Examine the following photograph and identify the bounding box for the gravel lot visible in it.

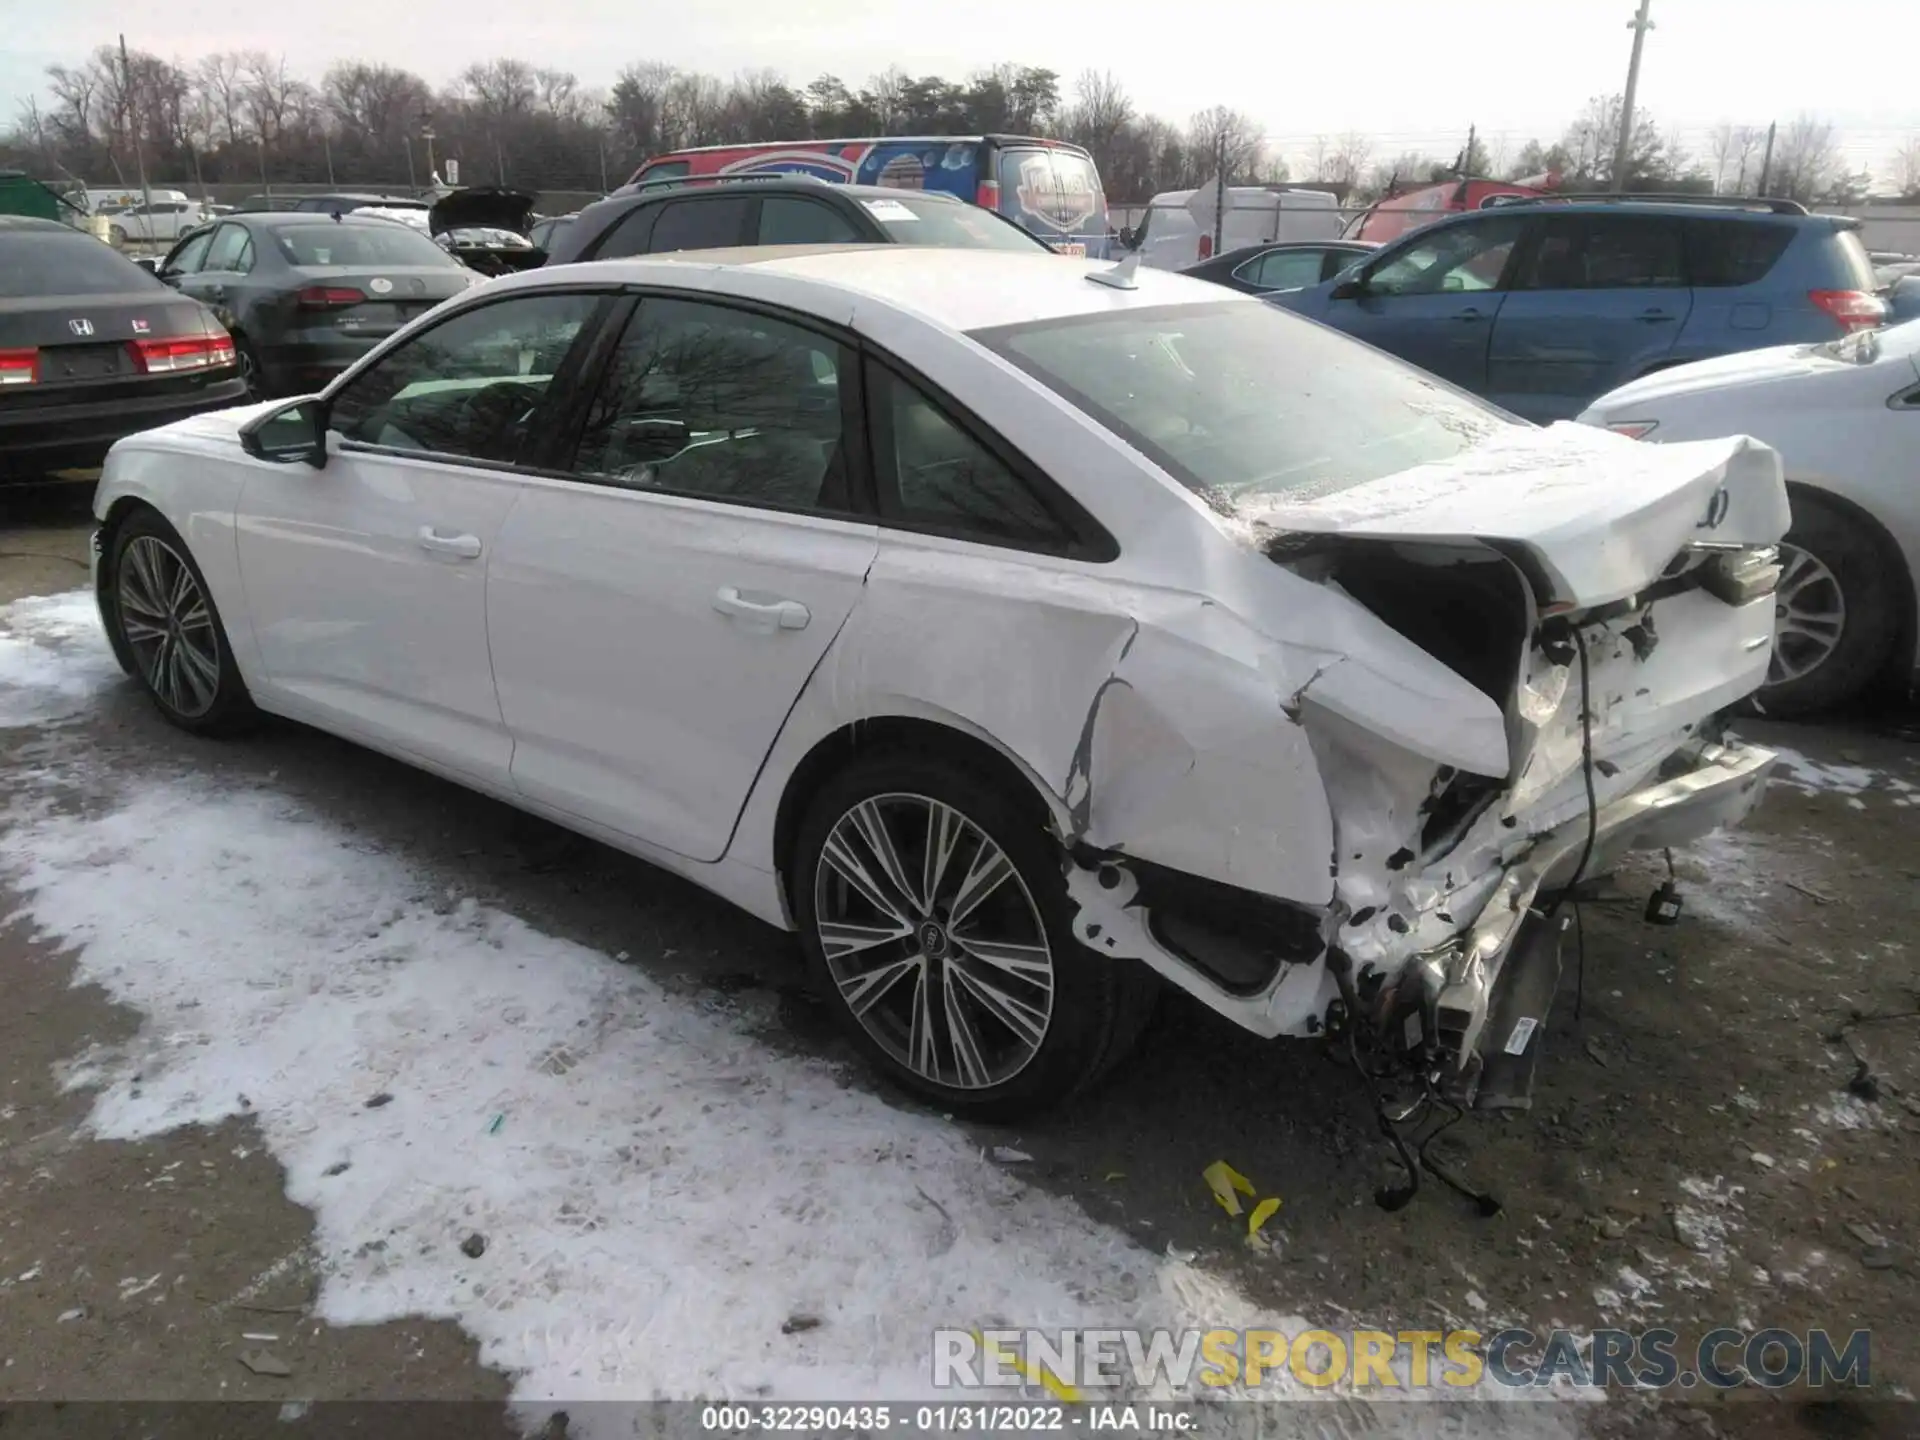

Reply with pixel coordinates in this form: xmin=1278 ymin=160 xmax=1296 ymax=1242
xmin=2 ymin=480 xmax=1915 ymax=1440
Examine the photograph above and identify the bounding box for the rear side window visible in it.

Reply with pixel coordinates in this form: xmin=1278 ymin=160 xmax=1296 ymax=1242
xmin=1514 ymin=214 xmax=1684 ymax=290
xmin=1685 ymin=220 xmax=1795 ymax=287
xmin=205 ymin=224 xmax=251 ymax=272
xmin=0 ymin=233 xmax=156 ymax=297
xmin=1236 ymin=249 xmax=1326 ymax=290
xmin=646 ymin=198 xmax=751 ymax=253
xmin=756 ymin=197 xmax=864 ymax=245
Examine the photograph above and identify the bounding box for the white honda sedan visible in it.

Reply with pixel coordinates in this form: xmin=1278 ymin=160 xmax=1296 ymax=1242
xmin=90 ymin=246 xmax=1786 ymax=1118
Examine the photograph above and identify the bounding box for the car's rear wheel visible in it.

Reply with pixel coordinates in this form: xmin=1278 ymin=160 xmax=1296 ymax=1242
xmin=234 ymin=337 xmax=267 ymax=401
xmin=793 ymin=749 xmax=1157 ymax=1119
xmin=1760 ymin=490 xmax=1901 ymax=718
xmin=105 ymin=510 xmax=258 ymax=735
xmin=108 ymin=224 xmax=127 ymax=247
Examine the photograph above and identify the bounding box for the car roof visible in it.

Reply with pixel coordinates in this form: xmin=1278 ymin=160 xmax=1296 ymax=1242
xmin=1209 ymin=239 xmax=1373 ymax=264
xmin=612 ymin=180 xmax=966 ymax=205
xmin=0 ymin=216 xmax=75 ymax=233
xmin=500 ymin=245 xmax=1246 ymax=332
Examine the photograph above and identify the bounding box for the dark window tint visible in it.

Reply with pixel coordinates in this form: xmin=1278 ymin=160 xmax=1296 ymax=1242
xmin=0 ymin=233 xmax=158 ymax=298
xmin=571 ymin=297 xmax=856 ymax=513
xmin=757 ymin=197 xmax=863 ymax=245
xmin=866 ymin=361 xmax=1069 ymax=547
xmin=205 ymin=223 xmax=251 ymax=272
xmin=647 ymin=198 xmax=751 ymax=253
xmin=163 ymin=230 xmax=214 ymax=277
xmin=1685 ymin=219 xmax=1795 ymax=287
xmin=1515 ymin=214 xmax=1684 ymax=290
xmin=271 ymin=223 xmax=460 ymax=269
xmin=591 ymin=205 xmax=655 ymax=260
xmin=328 ymin=293 xmax=599 ymax=465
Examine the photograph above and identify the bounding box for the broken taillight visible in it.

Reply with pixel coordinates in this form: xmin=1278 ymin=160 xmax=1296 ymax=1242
xmin=1809 ymin=289 xmax=1887 ymax=333
xmin=1692 ymin=544 xmax=1781 ymax=605
xmin=1605 ymin=420 xmax=1659 ymax=440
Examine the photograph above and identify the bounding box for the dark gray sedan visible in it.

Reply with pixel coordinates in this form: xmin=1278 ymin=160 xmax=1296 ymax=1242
xmin=1180 ymin=239 xmax=1376 ymax=295
xmin=153 ymin=213 xmax=477 ymax=399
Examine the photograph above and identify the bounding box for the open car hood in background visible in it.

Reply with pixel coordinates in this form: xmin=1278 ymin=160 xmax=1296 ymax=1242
xmin=428 ymin=187 xmax=537 ymax=238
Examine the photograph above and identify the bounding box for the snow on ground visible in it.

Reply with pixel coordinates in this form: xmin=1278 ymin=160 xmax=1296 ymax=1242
xmin=0 ymin=591 xmax=123 ymax=728
xmin=0 ymin=591 xmax=1578 ymax=1435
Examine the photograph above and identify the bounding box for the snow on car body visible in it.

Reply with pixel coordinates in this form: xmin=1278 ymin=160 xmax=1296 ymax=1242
xmin=88 ymin=246 xmax=1784 ymax=1114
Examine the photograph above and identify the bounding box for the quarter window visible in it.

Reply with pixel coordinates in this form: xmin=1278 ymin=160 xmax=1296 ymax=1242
xmin=570 ymin=297 xmax=858 ymax=514
xmin=757 ymin=197 xmax=864 ymax=246
xmin=327 ymin=293 xmax=600 ymax=465
xmin=865 ymin=362 xmax=1069 ymax=547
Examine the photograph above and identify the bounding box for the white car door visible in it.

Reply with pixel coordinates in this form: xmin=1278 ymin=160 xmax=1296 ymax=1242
xmin=233 ymin=288 xmax=609 ymax=784
xmin=486 ymin=294 xmax=879 ymax=861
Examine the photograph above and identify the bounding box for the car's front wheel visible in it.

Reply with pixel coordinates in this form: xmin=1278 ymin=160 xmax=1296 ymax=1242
xmin=105 ymin=509 xmax=258 ymax=734
xmin=793 ymin=749 xmax=1156 ymax=1119
xmin=1761 ymin=490 xmax=1901 ymax=717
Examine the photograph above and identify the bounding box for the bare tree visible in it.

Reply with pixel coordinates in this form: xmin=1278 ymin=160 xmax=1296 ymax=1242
xmin=1708 ymin=123 xmax=1763 ymax=194
xmin=1891 ymin=135 xmax=1920 ymax=198
xmin=1187 ymin=105 xmax=1263 ymax=182
xmin=1766 ymin=115 xmax=1843 ymax=203
xmin=1061 ymin=69 xmax=1133 ymax=181
xmin=1323 ymin=130 xmax=1374 ymax=190
xmin=195 ymin=53 xmax=249 ymax=149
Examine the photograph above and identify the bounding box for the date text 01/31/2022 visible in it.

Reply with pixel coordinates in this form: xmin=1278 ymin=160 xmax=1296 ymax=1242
xmin=698 ymin=1404 xmax=1196 ymax=1432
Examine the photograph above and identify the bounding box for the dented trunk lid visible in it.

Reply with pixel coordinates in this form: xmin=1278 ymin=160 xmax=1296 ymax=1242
xmin=1231 ymin=422 xmax=1789 ymax=611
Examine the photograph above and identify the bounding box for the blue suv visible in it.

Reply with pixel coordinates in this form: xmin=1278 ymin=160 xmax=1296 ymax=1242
xmin=1268 ymin=196 xmax=1888 ymax=422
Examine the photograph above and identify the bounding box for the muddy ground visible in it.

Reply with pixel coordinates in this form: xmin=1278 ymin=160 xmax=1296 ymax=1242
xmin=1 ymin=479 xmax=1915 ymax=1439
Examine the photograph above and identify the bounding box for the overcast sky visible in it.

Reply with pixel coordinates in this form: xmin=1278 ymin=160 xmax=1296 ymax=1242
xmin=6 ymin=0 xmax=1916 ymax=175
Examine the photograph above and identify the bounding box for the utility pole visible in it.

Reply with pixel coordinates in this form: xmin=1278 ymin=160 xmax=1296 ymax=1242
xmin=1212 ymin=132 xmax=1227 ymax=257
xmin=1610 ymin=0 xmax=1655 ymax=191
xmin=1757 ymin=121 xmax=1777 ymax=195
xmin=1458 ymin=124 xmax=1477 ymax=178
xmin=119 ymin=35 xmax=153 ymax=218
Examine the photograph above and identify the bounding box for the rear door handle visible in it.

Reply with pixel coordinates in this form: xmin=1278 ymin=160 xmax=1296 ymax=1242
xmin=1450 ymin=307 xmax=1485 ymax=323
xmin=713 ymin=586 xmax=809 ymax=630
xmin=1638 ymin=309 xmax=1676 ymax=322
xmin=417 ymin=526 xmax=482 ymax=559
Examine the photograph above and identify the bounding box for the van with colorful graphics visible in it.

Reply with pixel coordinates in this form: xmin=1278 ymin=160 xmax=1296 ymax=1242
xmin=627 ymin=136 xmax=1113 ymax=258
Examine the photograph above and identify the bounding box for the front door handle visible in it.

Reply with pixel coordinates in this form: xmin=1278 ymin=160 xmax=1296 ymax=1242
xmin=713 ymin=586 xmax=809 ymax=630
xmin=1637 ymin=309 xmax=1676 ymax=323
xmin=417 ymin=526 xmax=482 ymax=559
xmin=1450 ymin=307 xmax=1485 ymax=323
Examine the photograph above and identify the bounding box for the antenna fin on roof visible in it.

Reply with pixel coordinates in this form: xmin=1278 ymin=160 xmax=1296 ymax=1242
xmin=1086 ymin=248 xmax=1142 ymax=290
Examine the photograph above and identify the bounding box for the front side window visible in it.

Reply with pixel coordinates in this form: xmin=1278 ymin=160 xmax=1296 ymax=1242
xmin=569 ymin=297 xmax=856 ymax=513
xmin=866 ymin=362 xmax=1069 ymax=547
xmin=1514 ymin=215 xmax=1684 ymax=290
xmin=1366 ymin=215 xmax=1527 ymax=296
xmin=327 ymin=293 xmax=601 ymax=465
xmin=974 ymin=300 xmax=1513 ymax=504
xmin=162 ymin=230 xmax=214 ymax=277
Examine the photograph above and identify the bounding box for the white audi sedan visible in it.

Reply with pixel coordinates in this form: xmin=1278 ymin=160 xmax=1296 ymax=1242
xmin=90 ymin=246 xmax=1786 ymax=1118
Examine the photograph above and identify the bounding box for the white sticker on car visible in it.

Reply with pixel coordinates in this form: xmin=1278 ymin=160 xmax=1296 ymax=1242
xmin=860 ymin=199 xmax=920 ymax=223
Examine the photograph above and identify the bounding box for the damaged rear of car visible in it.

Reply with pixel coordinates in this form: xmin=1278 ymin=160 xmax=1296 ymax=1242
xmin=970 ymin=298 xmax=1784 ymax=1115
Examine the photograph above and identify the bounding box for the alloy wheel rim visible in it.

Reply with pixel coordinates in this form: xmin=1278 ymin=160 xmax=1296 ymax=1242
xmin=1768 ymin=542 xmax=1846 ymax=686
xmin=814 ymin=792 xmax=1055 ymax=1090
xmin=237 ymin=345 xmax=260 ymax=398
xmin=118 ymin=535 xmax=221 ymax=718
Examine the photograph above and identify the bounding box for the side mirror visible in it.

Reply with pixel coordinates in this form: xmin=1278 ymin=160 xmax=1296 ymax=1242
xmin=132 ymin=256 xmax=161 ymax=275
xmin=240 ymin=397 xmax=328 ymax=468
xmin=1118 ymin=226 xmax=1138 ymax=250
xmin=1329 ymin=276 xmax=1367 ymax=301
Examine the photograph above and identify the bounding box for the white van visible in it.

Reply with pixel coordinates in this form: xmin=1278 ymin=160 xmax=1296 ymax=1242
xmin=1127 ymin=186 xmax=1343 ymax=270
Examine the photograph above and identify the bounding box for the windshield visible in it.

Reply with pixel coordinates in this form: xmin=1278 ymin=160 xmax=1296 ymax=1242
xmin=0 ymin=233 xmax=156 ymax=297
xmin=272 ymin=223 xmax=462 ymax=268
xmin=855 ymin=194 xmax=1047 ymax=251
xmin=972 ymin=300 xmax=1513 ymax=501
xmin=997 ymin=147 xmax=1109 ymax=239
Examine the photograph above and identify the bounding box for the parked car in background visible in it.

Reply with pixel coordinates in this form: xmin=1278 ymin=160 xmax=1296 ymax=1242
xmin=543 ymin=177 xmax=1052 ymax=266
xmin=529 ymin=214 xmax=576 ymax=252
xmin=430 ymin=188 xmax=546 ymax=276
xmin=0 ymin=216 xmax=243 ymax=480
xmin=291 ymin=193 xmax=429 ymax=219
xmin=1889 ymin=275 xmax=1920 ymax=324
xmin=1270 ymin=196 xmax=1887 ymax=422
xmin=1581 ymin=318 xmax=1920 ymax=716
xmin=153 ymin=211 xmax=475 ymax=398
xmin=1181 ymin=239 xmax=1376 ymax=295
xmin=1126 ymin=186 xmax=1342 ymax=269
xmin=627 ymin=135 xmax=1112 ymax=257
xmin=90 ymin=247 xmax=1784 ymax=1116
xmin=1344 ymin=175 xmax=1558 ymax=245
xmin=106 ymin=197 xmax=209 ymax=246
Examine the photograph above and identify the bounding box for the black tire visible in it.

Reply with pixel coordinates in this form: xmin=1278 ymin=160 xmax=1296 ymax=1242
xmin=234 ymin=336 xmax=269 ymax=401
xmin=793 ymin=748 xmax=1158 ymax=1120
xmin=104 ymin=508 xmax=259 ymax=735
xmin=1760 ymin=489 xmax=1901 ymax=718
